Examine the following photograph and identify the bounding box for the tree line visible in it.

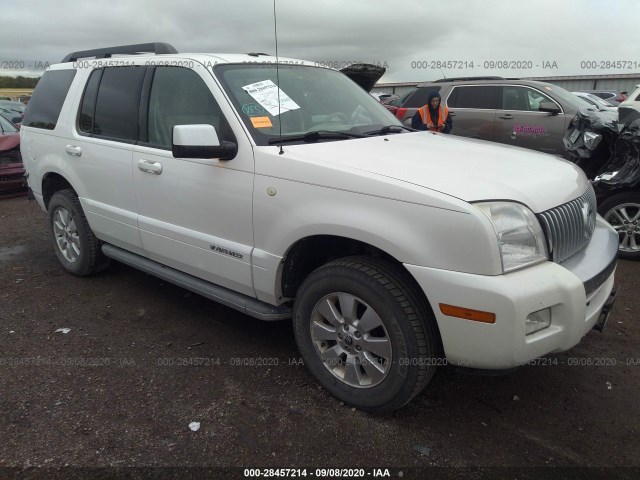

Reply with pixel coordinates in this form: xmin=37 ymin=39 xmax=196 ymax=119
xmin=0 ymin=76 xmax=40 ymax=88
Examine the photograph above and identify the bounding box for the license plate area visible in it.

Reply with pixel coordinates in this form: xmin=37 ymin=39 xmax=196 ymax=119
xmin=592 ymin=286 xmax=619 ymax=333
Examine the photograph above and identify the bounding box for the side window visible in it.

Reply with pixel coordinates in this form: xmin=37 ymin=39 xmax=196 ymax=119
xmin=147 ymin=67 xmax=232 ymax=150
xmin=402 ymin=87 xmax=441 ymax=108
xmin=78 ymin=69 xmax=102 ymax=134
xmin=23 ymin=70 xmax=76 ymax=130
xmin=448 ymin=86 xmax=497 ymax=109
xmin=501 ymin=86 xmax=530 ymax=111
xmin=525 ymin=88 xmax=554 ymax=111
xmin=92 ymin=66 xmax=146 ymax=141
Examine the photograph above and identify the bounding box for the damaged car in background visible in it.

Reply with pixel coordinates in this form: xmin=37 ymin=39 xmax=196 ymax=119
xmin=564 ymin=107 xmax=640 ymax=258
xmin=0 ymin=114 xmax=26 ymax=199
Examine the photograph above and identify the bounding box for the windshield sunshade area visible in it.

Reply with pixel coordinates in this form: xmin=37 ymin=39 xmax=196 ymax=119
xmin=215 ymin=64 xmax=401 ymax=146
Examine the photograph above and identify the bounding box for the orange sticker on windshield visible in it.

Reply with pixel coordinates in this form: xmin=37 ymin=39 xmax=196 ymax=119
xmin=251 ymin=116 xmax=273 ymax=128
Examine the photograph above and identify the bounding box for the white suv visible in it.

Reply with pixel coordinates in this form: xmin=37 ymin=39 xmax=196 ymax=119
xmin=21 ymin=43 xmax=619 ymax=413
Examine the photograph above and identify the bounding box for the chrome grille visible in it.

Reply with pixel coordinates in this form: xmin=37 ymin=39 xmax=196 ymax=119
xmin=537 ymin=185 xmax=597 ymax=263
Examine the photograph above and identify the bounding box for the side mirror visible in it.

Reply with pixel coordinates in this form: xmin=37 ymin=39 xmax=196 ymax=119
xmin=538 ymin=102 xmax=561 ymax=115
xmin=172 ymin=124 xmax=237 ymax=160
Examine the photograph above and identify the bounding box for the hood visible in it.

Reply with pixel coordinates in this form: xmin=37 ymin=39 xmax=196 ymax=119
xmin=340 ymin=63 xmax=385 ymax=93
xmin=278 ymin=132 xmax=587 ymax=213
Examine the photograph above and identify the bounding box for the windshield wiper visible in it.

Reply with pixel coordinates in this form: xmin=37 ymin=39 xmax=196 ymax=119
xmin=363 ymin=125 xmax=415 ymax=136
xmin=268 ymin=130 xmax=366 ymax=145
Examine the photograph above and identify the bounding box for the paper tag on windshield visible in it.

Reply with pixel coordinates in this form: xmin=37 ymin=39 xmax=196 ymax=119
xmin=242 ymin=80 xmax=300 ymax=116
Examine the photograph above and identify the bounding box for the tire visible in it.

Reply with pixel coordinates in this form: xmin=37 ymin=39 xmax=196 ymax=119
xmin=47 ymin=189 xmax=110 ymax=276
xmin=599 ymin=191 xmax=640 ymax=260
xmin=293 ymin=256 xmax=440 ymax=413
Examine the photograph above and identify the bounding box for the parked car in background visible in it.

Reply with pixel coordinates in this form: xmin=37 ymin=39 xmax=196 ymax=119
xmin=576 ymin=90 xmax=627 ymax=106
xmin=0 ymin=100 xmax=26 ymax=126
xmin=618 ymin=84 xmax=640 ymax=124
xmin=572 ymin=92 xmax=618 ymax=112
xmin=0 ymin=114 xmax=26 ymax=198
xmin=0 ymin=100 xmax=26 ymax=115
xmin=395 ymin=77 xmax=585 ymax=156
xmin=564 ymin=107 xmax=640 ymax=258
xmin=371 ymin=92 xmax=401 ymax=115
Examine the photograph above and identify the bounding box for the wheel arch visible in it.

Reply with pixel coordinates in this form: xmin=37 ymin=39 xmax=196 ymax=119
xmin=279 ymin=234 xmax=444 ymax=354
xmin=42 ymin=172 xmax=77 ymax=210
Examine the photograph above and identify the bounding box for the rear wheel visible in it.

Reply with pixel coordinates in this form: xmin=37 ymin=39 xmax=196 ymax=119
xmin=48 ymin=189 xmax=110 ymax=276
xmin=293 ymin=256 xmax=440 ymax=413
xmin=599 ymin=192 xmax=640 ymax=260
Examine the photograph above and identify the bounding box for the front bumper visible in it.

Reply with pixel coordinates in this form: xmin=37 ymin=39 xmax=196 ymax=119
xmin=405 ymin=216 xmax=618 ymax=369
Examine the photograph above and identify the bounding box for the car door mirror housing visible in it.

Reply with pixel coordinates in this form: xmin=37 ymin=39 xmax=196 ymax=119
xmin=172 ymin=124 xmax=238 ymax=160
xmin=538 ymin=102 xmax=561 ymax=115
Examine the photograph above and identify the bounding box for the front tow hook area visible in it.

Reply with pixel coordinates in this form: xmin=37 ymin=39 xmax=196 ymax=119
xmin=593 ymin=286 xmax=619 ymax=333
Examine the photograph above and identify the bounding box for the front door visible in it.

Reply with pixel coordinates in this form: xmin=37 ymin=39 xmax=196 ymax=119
xmin=495 ymin=86 xmax=567 ymax=155
xmin=133 ymin=64 xmax=256 ymax=296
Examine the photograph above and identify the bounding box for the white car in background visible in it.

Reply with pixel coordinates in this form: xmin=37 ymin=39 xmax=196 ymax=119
xmin=618 ymin=84 xmax=640 ymax=124
xmin=572 ymin=92 xmax=618 ymax=113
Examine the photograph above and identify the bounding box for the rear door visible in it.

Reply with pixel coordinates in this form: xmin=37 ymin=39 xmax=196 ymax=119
xmin=445 ymin=85 xmax=498 ymax=141
xmin=71 ymin=66 xmax=145 ymax=253
xmin=494 ymin=85 xmax=567 ymax=154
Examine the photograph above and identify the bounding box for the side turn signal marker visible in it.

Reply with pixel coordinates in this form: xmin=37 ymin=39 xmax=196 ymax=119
xmin=439 ymin=304 xmax=496 ymax=324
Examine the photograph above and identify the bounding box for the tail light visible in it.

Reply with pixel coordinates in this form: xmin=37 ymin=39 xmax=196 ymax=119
xmin=396 ymin=108 xmax=407 ymax=120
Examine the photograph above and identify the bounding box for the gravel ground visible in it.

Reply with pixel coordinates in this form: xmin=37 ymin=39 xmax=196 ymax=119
xmin=0 ymin=197 xmax=639 ymax=480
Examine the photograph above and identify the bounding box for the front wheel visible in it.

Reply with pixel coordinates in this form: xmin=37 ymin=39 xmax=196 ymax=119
xmin=293 ymin=256 xmax=440 ymax=413
xmin=599 ymin=191 xmax=640 ymax=260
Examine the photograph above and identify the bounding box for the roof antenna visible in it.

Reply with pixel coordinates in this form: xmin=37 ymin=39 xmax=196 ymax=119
xmin=273 ymin=0 xmax=284 ymax=154
xmin=440 ymin=68 xmax=447 ymax=80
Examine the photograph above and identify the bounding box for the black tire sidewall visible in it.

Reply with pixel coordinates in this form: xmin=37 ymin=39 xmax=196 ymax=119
xmin=599 ymin=191 xmax=640 ymax=259
xmin=48 ymin=192 xmax=94 ymax=275
xmin=293 ymin=261 xmax=434 ymax=411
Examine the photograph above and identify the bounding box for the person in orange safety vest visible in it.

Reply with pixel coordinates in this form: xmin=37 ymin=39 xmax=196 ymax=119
xmin=411 ymin=91 xmax=452 ymax=133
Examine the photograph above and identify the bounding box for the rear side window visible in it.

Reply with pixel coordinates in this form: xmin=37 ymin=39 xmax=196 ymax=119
xmin=23 ymin=70 xmax=76 ymax=130
xmin=79 ymin=66 xmax=146 ymax=142
xmin=402 ymin=86 xmax=441 ymax=108
xmin=447 ymin=86 xmax=498 ymax=109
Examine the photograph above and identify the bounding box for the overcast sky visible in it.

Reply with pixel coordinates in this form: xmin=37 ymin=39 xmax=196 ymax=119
xmin=2 ymin=0 xmax=639 ymax=83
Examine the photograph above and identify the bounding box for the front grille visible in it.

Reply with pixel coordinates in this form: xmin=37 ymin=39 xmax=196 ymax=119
xmin=537 ymin=185 xmax=597 ymax=263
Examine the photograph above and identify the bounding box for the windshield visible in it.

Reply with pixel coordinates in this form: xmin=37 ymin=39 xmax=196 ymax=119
xmin=0 ymin=101 xmax=26 ymax=113
xmin=574 ymin=94 xmax=599 ymax=108
xmin=0 ymin=114 xmax=19 ymax=133
xmin=541 ymin=84 xmax=586 ymax=111
xmin=215 ymin=64 xmax=401 ymax=146
xmin=586 ymin=93 xmax=615 ymax=108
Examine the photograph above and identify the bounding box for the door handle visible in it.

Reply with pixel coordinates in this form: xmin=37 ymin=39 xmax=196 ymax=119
xmin=449 ymin=111 xmax=456 ymax=116
xmin=498 ymin=114 xmax=514 ymax=119
xmin=137 ymin=159 xmax=163 ymax=175
xmin=65 ymin=145 xmax=82 ymax=157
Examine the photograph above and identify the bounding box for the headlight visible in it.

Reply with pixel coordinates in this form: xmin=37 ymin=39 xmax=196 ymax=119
xmin=583 ymin=131 xmax=602 ymax=150
xmin=475 ymin=202 xmax=549 ymax=273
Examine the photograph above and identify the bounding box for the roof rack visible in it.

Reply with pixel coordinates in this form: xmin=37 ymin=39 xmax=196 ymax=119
xmin=246 ymin=52 xmax=270 ymax=57
xmin=432 ymin=76 xmax=505 ymax=83
xmin=61 ymin=43 xmax=178 ymax=63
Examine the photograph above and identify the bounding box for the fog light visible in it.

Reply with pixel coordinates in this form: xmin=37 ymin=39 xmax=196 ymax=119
xmin=526 ymin=308 xmax=551 ymax=335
